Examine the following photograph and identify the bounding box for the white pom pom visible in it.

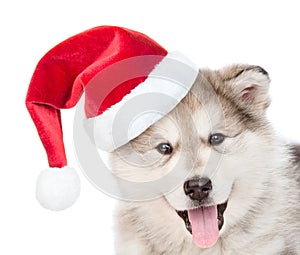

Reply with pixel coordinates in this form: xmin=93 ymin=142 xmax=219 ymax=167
xmin=36 ymin=166 xmax=80 ymax=211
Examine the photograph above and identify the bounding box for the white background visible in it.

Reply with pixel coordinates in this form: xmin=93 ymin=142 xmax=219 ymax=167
xmin=1 ymin=0 xmax=299 ymax=254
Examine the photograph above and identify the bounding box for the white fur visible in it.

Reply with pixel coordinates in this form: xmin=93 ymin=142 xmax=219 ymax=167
xmin=36 ymin=166 xmax=80 ymax=211
xmin=87 ymin=51 xmax=198 ymax=152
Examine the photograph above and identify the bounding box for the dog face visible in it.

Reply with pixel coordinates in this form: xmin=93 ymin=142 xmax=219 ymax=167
xmin=111 ymin=65 xmax=280 ymax=248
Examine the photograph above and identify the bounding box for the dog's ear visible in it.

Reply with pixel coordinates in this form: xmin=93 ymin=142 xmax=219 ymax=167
xmin=223 ymin=65 xmax=271 ymax=114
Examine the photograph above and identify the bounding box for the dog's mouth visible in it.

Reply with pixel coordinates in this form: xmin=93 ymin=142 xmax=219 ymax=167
xmin=176 ymin=201 xmax=228 ymax=248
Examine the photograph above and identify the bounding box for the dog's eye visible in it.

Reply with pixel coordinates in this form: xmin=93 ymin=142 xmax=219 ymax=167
xmin=156 ymin=143 xmax=173 ymax=155
xmin=209 ymin=133 xmax=225 ymax=145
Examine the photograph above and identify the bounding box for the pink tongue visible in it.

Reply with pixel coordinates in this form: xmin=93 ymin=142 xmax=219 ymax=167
xmin=188 ymin=205 xmax=219 ymax=248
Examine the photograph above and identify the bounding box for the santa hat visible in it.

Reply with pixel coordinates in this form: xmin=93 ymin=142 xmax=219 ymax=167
xmin=26 ymin=26 xmax=198 ymax=211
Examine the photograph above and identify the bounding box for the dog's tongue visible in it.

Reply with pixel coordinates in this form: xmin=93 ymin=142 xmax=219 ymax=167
xmin=188 ymin=205 xmax=219 ymax=248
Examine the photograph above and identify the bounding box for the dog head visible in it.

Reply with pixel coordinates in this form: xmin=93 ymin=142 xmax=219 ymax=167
xmin=111 ymin=65 xmax=284 ymax=248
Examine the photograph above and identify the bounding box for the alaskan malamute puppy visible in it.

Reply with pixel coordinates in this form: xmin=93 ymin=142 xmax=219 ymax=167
xmin=111 ymin=65 xmax=300 ymax=254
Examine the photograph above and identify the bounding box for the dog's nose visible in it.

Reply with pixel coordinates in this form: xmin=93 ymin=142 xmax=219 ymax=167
xmin=183 ymin=177 xmax=212 ymax=201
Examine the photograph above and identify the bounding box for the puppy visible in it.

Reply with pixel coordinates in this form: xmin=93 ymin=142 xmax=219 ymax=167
xmin=111 ymin=65 xmax=300 ymax=255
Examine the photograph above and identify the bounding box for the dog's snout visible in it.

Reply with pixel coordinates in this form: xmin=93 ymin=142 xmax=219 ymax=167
xmin=183 ymin=177 xmax=212 ymax=201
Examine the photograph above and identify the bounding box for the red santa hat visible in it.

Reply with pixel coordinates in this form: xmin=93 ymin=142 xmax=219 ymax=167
xmin=26 ymin=26 xmax=198 ymax=210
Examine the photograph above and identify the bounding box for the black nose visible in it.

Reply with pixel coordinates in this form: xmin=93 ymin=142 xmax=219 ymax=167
xmin=184 ymin=177 xmax=212 ymax=201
